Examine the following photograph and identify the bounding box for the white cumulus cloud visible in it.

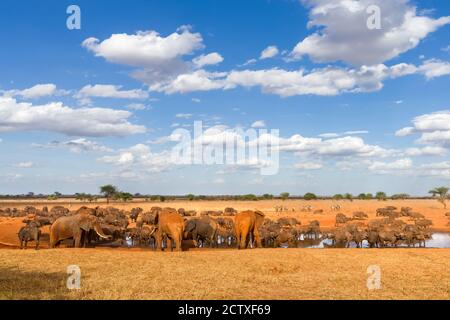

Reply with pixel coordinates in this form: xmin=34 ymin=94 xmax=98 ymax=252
xmin=291 ymin=0 xmax=450 ymax=66
xmin=0 ymin=96 xmax=146 ymax=137
xmin=260 ymin=46 xmax=279 ymax=60
xmin=76 ymin=84 xmax=149 ymax=99
xmin=193 ymin=52 xmax=224 ymax=68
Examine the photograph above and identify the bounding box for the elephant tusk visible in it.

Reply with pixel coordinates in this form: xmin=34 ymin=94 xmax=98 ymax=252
xmin=96 ymin=231 xmax=110 ymax=239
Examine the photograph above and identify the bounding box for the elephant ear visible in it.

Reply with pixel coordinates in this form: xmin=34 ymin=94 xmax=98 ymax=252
xmin=186 ymin=220 xmax=196 ymax=232
xmin=79 ymin=216 xmax=95 ymax=231
xmin=255 ymin=210 xmax=265 ymax=217
xmin=153 ymin=212 xmax=159 ymax=225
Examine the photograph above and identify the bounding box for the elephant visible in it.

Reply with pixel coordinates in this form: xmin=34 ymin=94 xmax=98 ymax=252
xmin=184 ymin=216 xmax=218 ymax=247
xmin=234 ymin=210 xmax=265 ymax=249
xmin=49 ymin=213 xmax=110 ymax=248
xmin=76 ymin=206 xmax=96 ymax=216
xmin=153 ymin=209 xmax=184 ymax=251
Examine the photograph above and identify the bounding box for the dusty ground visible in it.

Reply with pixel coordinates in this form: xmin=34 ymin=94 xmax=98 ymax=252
xmin=0 ymin=248 xmax=449 ymax=300
xmin=0 ymin=199 xmax=449 ymax=300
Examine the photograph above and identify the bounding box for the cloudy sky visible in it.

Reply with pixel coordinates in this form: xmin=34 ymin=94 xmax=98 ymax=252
xmin=0 ymin=0 xmax=450 ymax=196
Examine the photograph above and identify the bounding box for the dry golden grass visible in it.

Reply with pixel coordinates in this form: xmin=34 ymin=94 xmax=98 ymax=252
xmin=0 ymin=248 xmax=449 ymax=300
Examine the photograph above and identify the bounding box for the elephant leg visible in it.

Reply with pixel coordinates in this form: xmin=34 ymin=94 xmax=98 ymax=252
xmin=74 ymin=233 xmax=82 ymax=248
xmin=24 ymin=240 xmax=28 ymax=249
xmin=253 ymin=230 xmax=262 ymax=248
xmin=235 ymin=229 xmax=242 ymax=249
xmin=49 ymin=231 xmax=58 ymax=248
xmin=154 ymin=235 xmax=159 ymax=250
xmin=241 ymin=232 xmax=248 ymax=249
xmin=192 ymin=231 xmax=198 ymax=247
xmin=35 ymin=232 xmax=40 ymax=250
xmin=167 ymin=238 xmax=173 ymax=252
xmin=176 ymin=233 xmax=182 ymax=252
xmin=20 ymin=239 xmax=23 ymax=249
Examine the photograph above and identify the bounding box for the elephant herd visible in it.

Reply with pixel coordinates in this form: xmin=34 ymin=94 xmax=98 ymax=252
xmin=3 ymin=204 xmax=440 ymax=250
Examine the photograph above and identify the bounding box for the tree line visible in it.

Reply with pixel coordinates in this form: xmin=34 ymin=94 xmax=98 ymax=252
xmin=0 ymin=185 xmax=448 ymax=208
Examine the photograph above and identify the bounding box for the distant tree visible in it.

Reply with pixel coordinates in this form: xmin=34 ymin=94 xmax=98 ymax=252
xmin=243 ymin=194 xmax=258 ymax=201
xmin=332 ymin=194 xmax=344 ymax=200
xmin=429 ymin=187 xmax=449 ymax=209
xmin=262 ymin=193 xmax=274 ymax=200
xmin=75 ymin=193 xmax=87 ymax=201
xmin=280 ymin=192 xmax=290 ymax=200
xmin=47 ymin=192 xmax=61 ymax=200
xmin=376 ymin=192 xmax=387 ymax=201
xmin=27 ymin=192 xmax=35 ymax=197
xmin=391 ymin=193 xmax=410 ymax=200
xmin=100 ymin=185 xmax=118 ymax=204
xmin=54 ymin=192 xmax=62 ymax=197
xmin=303 ymin=193 xmax=317 ymax=201
xmin=357 ymin=193 xmax=367 ymax=200
xmin=344 ymin=193 xmax=353 ymax=201
xmin=187 ymin=194 xmax=195 ymax=201
xmin=365 ymin=193 xmax=374 ymax=200
xmin=115 ymin=192 xmax=133 ymax=202
xmin=160 ymin=196 xmax=166 ymax=202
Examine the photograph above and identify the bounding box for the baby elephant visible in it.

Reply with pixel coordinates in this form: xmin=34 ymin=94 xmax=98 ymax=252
xmin=18 ymin=223 xmax=41 ymax=250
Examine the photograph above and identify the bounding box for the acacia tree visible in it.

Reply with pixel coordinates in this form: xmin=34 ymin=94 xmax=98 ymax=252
xmin=344 ymin=193 xmax=353 ymax=202
xmin=376 ymin=191 xmax=387 ymax=201
xmin=429 ymin=187 xmax=449 ymax=209
xmin=280 ymin=192 xmax=290 ymax=200
xmin=100 ymin=185 xmax=118 ymax=204
xmin=115 ymin=192 xmax=133 ymax=202
xmin=357 ymin=193 xmax=367 ymax=200
xmin=333 ymin=194 xmax=344 ymax=200
xmin=303 ymin=193 xmax=317 ymax=201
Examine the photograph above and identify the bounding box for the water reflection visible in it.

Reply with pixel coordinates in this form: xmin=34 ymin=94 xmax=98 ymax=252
xmin=289 ymin=233 xmax=450 ymax=249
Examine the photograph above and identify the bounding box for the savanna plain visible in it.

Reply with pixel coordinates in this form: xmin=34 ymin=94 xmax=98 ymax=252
xmin=0 ymin=199 xmax=449 ymax=300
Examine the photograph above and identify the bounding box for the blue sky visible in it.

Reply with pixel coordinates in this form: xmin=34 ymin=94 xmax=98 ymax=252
xmin=0 ymin=0 xmax=450 ymax=196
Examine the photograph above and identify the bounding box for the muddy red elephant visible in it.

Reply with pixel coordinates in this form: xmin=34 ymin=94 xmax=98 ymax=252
xmin=234 ymin=210 xmax=265 ymax=249
xmin=153 ymin=209 xmax=185 ymax=251
xmin=50 ymin=213 xmax=110 ymax=248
